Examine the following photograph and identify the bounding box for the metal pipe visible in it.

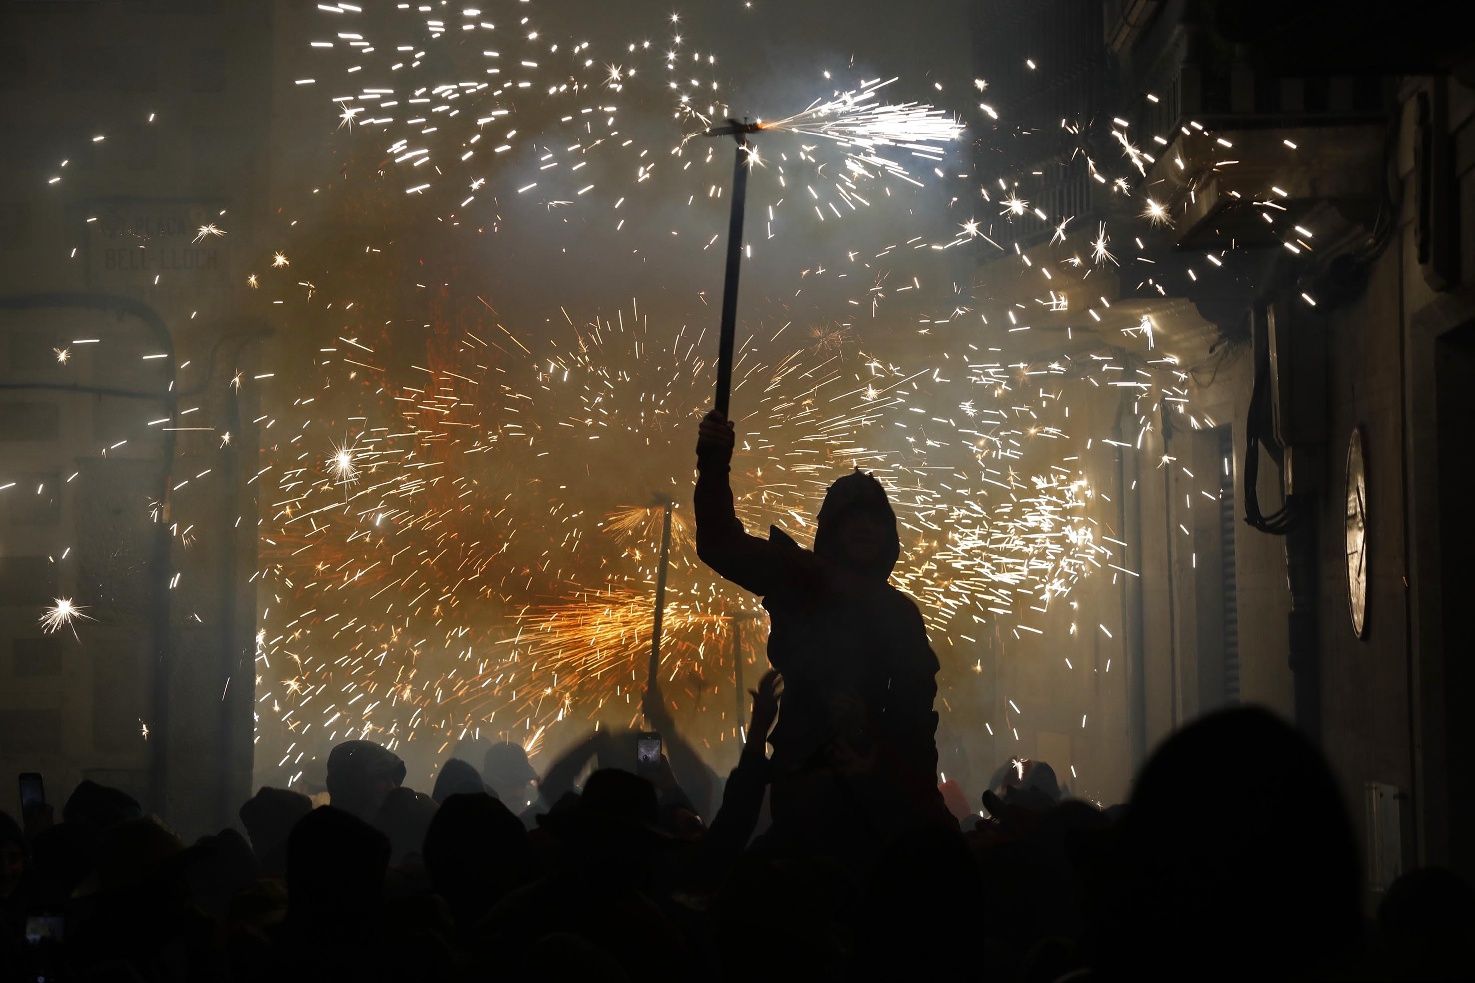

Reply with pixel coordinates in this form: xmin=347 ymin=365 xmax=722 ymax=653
xmin=646 ymin=497 xmax=675 ymax=692
xmin=713 ymin=136 xmax=752 ymax=416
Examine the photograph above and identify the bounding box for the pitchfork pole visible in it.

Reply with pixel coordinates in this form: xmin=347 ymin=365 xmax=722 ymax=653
xmin=706 ymin=119 xmax=761 ymax=416
xmin=645 ymin=495 xmax=675 ymax=693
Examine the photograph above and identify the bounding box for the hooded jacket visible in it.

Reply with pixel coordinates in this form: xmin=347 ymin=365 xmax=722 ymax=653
xmin=694 ymin=458 xmax=940 ymax=786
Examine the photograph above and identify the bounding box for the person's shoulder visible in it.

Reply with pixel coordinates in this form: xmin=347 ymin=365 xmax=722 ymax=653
xmin=882 ymin=582 xmax=925 ymax=617
xmin=881 ymin=587 xmax=934 ymax=657
xmin=766 ymin=524 xmax=808 ymax=554
xmin=767 ymin=524 xmax=821 ymax=575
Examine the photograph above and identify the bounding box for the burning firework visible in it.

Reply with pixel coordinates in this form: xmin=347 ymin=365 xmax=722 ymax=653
xmin=306 ymin=2 xmax=960 ymax=246
xmin=39 ymin=598 xmax=93 ymax=639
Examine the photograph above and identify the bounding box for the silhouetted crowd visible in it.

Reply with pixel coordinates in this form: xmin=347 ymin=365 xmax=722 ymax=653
xmin=3 ymin=696 xmax=1474 ymax=982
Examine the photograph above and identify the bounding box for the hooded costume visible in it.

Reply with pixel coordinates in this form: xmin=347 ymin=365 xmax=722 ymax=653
xmin=695 ymin=448 xmax=941 ymax=798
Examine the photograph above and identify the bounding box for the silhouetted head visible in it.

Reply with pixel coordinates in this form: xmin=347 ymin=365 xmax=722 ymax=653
xmin=542 ymin=769 xmax=666 ymax=862
xmin=1019 ymin=760 xmax=1060 ymax=800
xmin=179 ymin=828 xmax=258 ymax=920
xmin=482 ymin=741 xmax=538 ymax=805
xmin=813 ymin=470 xmax=900 ymax=579
xmin=422 ymin=792 xmax=529 ymax=922
xmin=1378 ymin=866 xmax=1475 ymax=980
xmin=983 ymin=758 xmax=1063 ymax=823
xmin=431 ymin=758 xmax=489 ymax=803
xmin=62 ymin=780 xmax=141 ymax=831
xmin=92 ymin=817 xmax=184 ymax=894
xmin=286 ymin=805 xmax=389 ymax=926
xmin=239 ymin=786 xmax=313 ymax=864
xmin=325 ymin=740 xmax=406 ymax=821
xmin=1114 ymin=706 xmax=1361 ymax=978
xmin=372 ymin=786 xmax=438 ymax=865
xmin=580 ymin=769 xmax=660 ymax=829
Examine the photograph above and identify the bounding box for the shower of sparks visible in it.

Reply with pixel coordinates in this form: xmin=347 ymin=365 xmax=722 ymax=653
xmin=1128 ymin=315 xmax=1157 ymax=349
xmin=808 ymin=322 xmax=853 ymax=354
xmin=1113 ymin=129 xmax=1150 ymax=175
xmin=747 ymin=77 xmax=964 ymax=180
xmin=240 ymin=294 xmax=1197 ymax=766
xmin=507 ymin=589 xmax=737 ymax=719
xmin=16 ymin=0 xmax=1319 ymax=790
xmin=524 ymin=724 xmax=547 ymax=759
xmin=602 ymin=504 xmax=695 ymax=553
xmin=1000 ymin=193 xmax=1029 ymax=218
xmin=311 ymin=6 xmax=957 ymax=239
xmin=1091 ymin=223 xmax=1118 ymax=266
xmin=327 ymin=443 xmax=359 ymax=484
xmin=39 ymin=598 xmax=92 ymax=638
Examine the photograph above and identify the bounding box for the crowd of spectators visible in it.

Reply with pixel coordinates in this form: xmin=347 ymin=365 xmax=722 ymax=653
xmin=3 ymin=678 xmax=1473 ymax=981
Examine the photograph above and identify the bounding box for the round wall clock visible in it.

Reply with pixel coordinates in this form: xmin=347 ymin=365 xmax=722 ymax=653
xmin=1345 ymin=427 xmax=1368 ymax=638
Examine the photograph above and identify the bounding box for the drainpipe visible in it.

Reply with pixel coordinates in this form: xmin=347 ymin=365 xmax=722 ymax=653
xmin=1245 ymin=299 xmax=1325 ymax=739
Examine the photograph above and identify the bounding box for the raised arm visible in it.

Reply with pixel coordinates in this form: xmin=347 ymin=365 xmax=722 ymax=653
xmin=536 ymin=729 xmax=606 ymax=805
xmin=643 ymin=683 xmax=717 ymax=818
xmin=694 ymin=409 xmax=789 ymax=596
xmin=704 ymin=669 xmax=782 ymax=863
